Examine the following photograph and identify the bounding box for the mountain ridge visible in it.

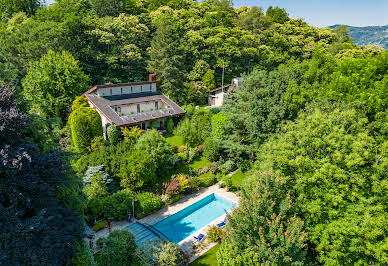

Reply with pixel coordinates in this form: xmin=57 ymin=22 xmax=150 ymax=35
xmin=329 ymin=24 xmax=388 ymax=49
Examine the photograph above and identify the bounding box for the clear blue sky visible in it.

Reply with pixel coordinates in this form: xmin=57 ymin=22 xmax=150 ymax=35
xmin=234 ymin=0 xmax=388 ymax=27
xmin=45 ymin=0 xmax=388 ymax=27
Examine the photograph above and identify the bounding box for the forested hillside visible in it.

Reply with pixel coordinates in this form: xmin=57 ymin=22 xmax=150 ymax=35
xmin=330 ymin=24 xmax=388 ymax=49
xmin=0 ymin=0 xmax=387 ymax=265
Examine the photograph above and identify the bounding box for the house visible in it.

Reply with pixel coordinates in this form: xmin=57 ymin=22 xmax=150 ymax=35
xmin=208 ymin=77 xmax=243 ymax=107
xmin=82 ymin=74 xmax=186 ymax=136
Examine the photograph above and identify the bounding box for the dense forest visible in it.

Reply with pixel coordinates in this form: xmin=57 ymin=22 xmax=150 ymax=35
xmin=0 ymin=0 xmax=387 ymax=265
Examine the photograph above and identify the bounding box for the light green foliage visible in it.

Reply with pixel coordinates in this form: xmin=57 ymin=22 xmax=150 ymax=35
xmin=122 ymin=126 xmax=143 ymax=145
xmin=217 ymin=171 xmax=307 ymax=265
xmin=211 ymin=112 xmax=228 ymax=140
xmin=165 ymin=135 xmax=184 ymax=147
xmin=92 ymin=220 xmax=107 ymax=232
xmin=183 ymin=81 xmax=208 ymax=105
xmin=135 ymin=192 xmax=163 ymax=218
xmin=103 ymin=189 xmax=134 ymax=220
xmin=72 ymin=96 xmax=89 ymax=111
xmin=202 ymin=69 xmax=216 ymax=91
xmin=187 ymin=59 xmax=209 ymax=81
xmin=141 ymin=239 xmax=188 ymax=266
xmin=134 ymin=129 xmax=174 ymax=177
xmin=166 ymin=118 xmax=174 ymax=133
xmin=257 ymin=108 xmax=388 ymax=264
xmin=190 ymin=244 xmax=219 ymax=266
xmin=266 ymin=6 xmax=290 ymax=24
xmin=0 ymin=0 xmax=41 ymax=17
xmin=98 ymin=230 xmax=137 ymax=266
xmin=83 ymin=173 xmax=109 ymax=200
xmin=22 ymin=50 xmax=89 ymax=121
xmin=333 ymin=25 xmax=354 ymax=43
xmin=90 ymin=136 xmax=107 ymax=152
xmin=71 ymin=242 xmax=97 ymax=266
xmin=69 ymin=107 xmax=103 ymax=153
xmin=119 ymin=150 xmax=156 ymax=190
xmin=175 ymin=110 xmax=212 ymax=147
xmin=107 ymin=125 xmax=119 ymax=146
xmin=207 ymin=225 xmax=223 ymax=243
xmin=203 ymin=138 xmax=220 ymax=161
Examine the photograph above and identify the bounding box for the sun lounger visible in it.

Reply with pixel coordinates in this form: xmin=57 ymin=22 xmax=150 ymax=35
xmin=217 ymin=217 xmax=227 ymax=228
xmin=194 ymin=233 xmax=205 ymax=242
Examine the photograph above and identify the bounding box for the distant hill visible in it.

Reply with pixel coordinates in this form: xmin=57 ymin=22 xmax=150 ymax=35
xmin=329 ymin=25 xmax=388 ymax=49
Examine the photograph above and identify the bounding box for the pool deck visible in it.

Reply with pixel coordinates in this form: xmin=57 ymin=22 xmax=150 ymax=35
xmin=88 ymin=184 xmax=239 ymax=256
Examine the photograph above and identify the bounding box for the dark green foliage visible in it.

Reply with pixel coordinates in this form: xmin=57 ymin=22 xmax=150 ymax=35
xmin=140 ymin=239 xmax=189 ymax=266
xmin=0 ymin=0 xmax=41 ymax=17
xmin=134 ymin=129 xmax=174 ymax=177
xmin=22 ymin=50 xmax=89 ymax=122
xmin=175 ymin=110 xmax=212 ymax=147
xmin=91 ymin=135 xmax=107 ymax=151
xmin=266 ymin=6 xmax=290 ymax=24
xmin=93 ymin=220 xmax=107 ymax=232
xmin=107 ymin=125 xmax=119 ymax=145
xmin=70 ymin=107 xmax=103 ymax=153
xmin=98 ymin=230 xmax=137 ymax=266
xmin=203 ymin=137 xmax=220 ymax=161
xmin=166 ymin=118 xmax=174 ymax=133
xmin=217 ymin=171 xmax=307 ymax=265
xmin=0 ymin=85 xmax=83 ymax=265
xmin=135 ymin=192 xmax=163 ymax=218
xmin=119 ymin=150 xmax=156 ymax=190
xmin=71 ymin=242 xmax=97 ymax=266
xmin=257 ymin=108 xmax=388 ymax=264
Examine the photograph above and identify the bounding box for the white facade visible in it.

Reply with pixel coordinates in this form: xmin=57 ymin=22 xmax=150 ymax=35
xmin=96 ymin=83 xmax=157 ymax=97
xmin=208 ymin=90 xmax=225 ymax=107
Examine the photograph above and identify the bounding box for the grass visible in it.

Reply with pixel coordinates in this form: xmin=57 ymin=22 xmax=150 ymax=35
xmin=165 ymin=135 xmax=185 ymax=147
xmin=190 ymin=244 xmax=219 ymax=266
xmin=189 ymin=156 xmax=212 ymax=170
xmin=230 ymin=169 xmax=247 ymax=187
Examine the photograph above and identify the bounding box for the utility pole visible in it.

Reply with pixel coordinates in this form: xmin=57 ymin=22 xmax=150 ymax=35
xmin=221 ymin=59 xmax=225 ymax=93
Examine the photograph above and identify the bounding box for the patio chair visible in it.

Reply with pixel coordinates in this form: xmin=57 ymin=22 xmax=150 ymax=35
xmin=194 ymin=233 xmax=205 ymax=242
xmin=217 ymin=217 xmax=227 ymax=228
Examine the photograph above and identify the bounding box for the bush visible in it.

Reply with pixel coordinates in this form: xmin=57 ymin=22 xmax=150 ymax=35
xmin=176 ymin=174 xmax=189 ymax=192
xmin=98 ymin=230 xmax=137 ymax=266
xmin=70 ymin=107 xmax=103 ymax=153
xmin=71 ymin=242 xmax=96 ymax=266
xmin=163 ymin=178 xmax=181 ymax=196
xmin=107 ymin=125 xmax=119 ymax=145
xmin=141 ymin=239 xmax=189 ymax=266
xmin=178 ymin=145 xmax=187 ymax=153
xmin=203 ymin=137 xmax=219 ymax=161
xmin=150 ymin=121 xmax=157 ymax=129
xmin=122 ymin=126 xmax=143 ymax=145
xmin=170 ymin=143 xmax=178 ymax=153
xmin=119 ymin=150 xmax=156 ymax=190
xmin=207 ymin=225 xmax=223 ymax=243
xmin=103 ymin=189 xmax=134 ymax=221
xmin=237 ymin=159 xmax=251 ymax=172
xmin=96 ymin=237 xmax=105 ymax=248
xmin=189 ymin=176 xmax=202 ymax=190
xmin=167 ymin=118 xmax=174 ymax=133
xmin=175 ymin=152 xmax=188 ymax=164
xmin=218 ymin=160 xmax=236 ymax=173
xmin=197 ymin=172 xmax=217 ymax=187
xmin=93 ymin=220 xmax=107 ymax=232
xmin=136 ymin=192 xmax=163 ymax=218
xmin=195 ymin=144 xmax=203 ymax=153
xmin=91 ymin=136 xmax=107 ymax=152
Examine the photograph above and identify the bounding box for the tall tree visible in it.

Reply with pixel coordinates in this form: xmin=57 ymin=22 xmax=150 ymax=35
xmin=22 ymin=50 xmax=89 ymax=121
xmin=0 ymin=0 xmax=41 ymax=17
xmin=0 ymin=84 xmax=83 ymax=265
xmin=148 ymin=15 xmax=185 ymax=101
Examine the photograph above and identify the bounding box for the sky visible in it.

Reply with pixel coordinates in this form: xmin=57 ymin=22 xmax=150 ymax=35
xmin=45 ymin=0 xmax=388 ymax=28
xmin=233 ymin=0 xmax=388 ymax=27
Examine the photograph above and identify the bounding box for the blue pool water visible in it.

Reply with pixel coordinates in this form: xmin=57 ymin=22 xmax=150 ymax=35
xmin=152 ymin=193 xmax=235 ymax=243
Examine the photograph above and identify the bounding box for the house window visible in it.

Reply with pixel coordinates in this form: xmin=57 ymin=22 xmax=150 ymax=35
xmin=140 ymin=85 xmax=143 ymax=92
xmin=137 ymin=104 xmax=140 ymax=113
xmin=120 ymin=88 xmax=123 ymax=94
xmin=113 ymin=106 xmax=121 ymax=113
xmin=131 ymin=86 xmax=133 ymax=93
xmin=155 ymin=101 xmax=158 ymax=109
xmin=110 ymin=88 xmax=112 ymax=95
xmin=150 ymin=84 xmax=152 ymax=91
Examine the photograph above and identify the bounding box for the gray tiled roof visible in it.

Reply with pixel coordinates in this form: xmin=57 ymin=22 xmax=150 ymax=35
xmin=85 ymin=92 xmax=185 ymax=126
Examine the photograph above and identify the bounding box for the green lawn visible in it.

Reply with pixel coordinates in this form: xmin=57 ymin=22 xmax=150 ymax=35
xmin=230 ymin=169 xmax=247 ymax=187
xmin=189 ymin=156 xmax=212 ymax=170
xmin=165 ymin=135 xmax=185 ymax=147
xmin=190 ymin=244 xmax=219 ymax=266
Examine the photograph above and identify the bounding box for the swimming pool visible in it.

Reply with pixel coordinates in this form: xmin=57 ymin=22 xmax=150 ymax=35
xmin=152 ymin=193 xmax=235 ymax=243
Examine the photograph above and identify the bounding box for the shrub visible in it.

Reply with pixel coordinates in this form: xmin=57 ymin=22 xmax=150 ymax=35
xmin=119 ymin=150 xmax=156 ymax=190
xmin=237 ymin=159 xmax=251 ymax=172
xmin=103 ymin=189 xmax=134 ymax=221
xmin=136 ymin=192 xmax=163 ymax=218
xmin=91 ymin=136 xmax=107 ymax=152
xmin=167 ymin=118 xmax=174 ymax=133
xmin=189 ymin=176 xmax=202 ymax=190
xmin=98 ymin=230 xmax=137 ymax=266
xmin=176 ymin=174 xmax=189 ymax=192
xmin=107 ymin=125 xmax=119 ymax=146
xmin=197 ymin=172 xmax=217 ymax=187
xmin=141 ymin=239 xmax=189 ymax=266
xmin=203 ymin=137 xmax=219 ymax=161
xmin=176 ymin=152 xmax=188 ymax=163
xmin=170 ymin=143 xmax=178 ymax=153
xmin=207 ymin=225 xmax=223 ymax=243
xmin=163 ymin=178 xmax=181 ymax=196
xmin=150 ymin=120 xmax=157 ymax=129
xmin=134 ymin=130 xmax=174 ymax=177
xmin=85 ymin=197 xmax=105 ymax=222
xmin=178 ymin=145 xmax=187 ymax=153
xmin=122 ymin=126 xmax=143 ymax=145
xmin=70 ymin=107 xmax=103 ymax=153
xmin=171 ymin=194 xmax=180 ymax=203
xmin=218 ymin=160 xmax=236 ymax=173
xmin=93 ymin=220 xmax=107 ymax=232
xmin=195 ymin=144 xmax=203 ymax=153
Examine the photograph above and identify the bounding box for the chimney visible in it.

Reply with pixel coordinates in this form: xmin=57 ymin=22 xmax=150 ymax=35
xmin=149 ymin=74 xmax=157 ymax=82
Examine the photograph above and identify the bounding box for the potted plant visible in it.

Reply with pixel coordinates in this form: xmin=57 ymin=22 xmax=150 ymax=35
xmin=159 ymin=107 xmax=162 ymax=110
xmin=150 ymin=108 xmax=153 ymax=111
xmin=120 ymin=112 xmax=124 ymax=116
xmin=141 ymin=109 xmax=144 ymax=112
xmin=131 ymin=111 xmax=134 ymax=114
